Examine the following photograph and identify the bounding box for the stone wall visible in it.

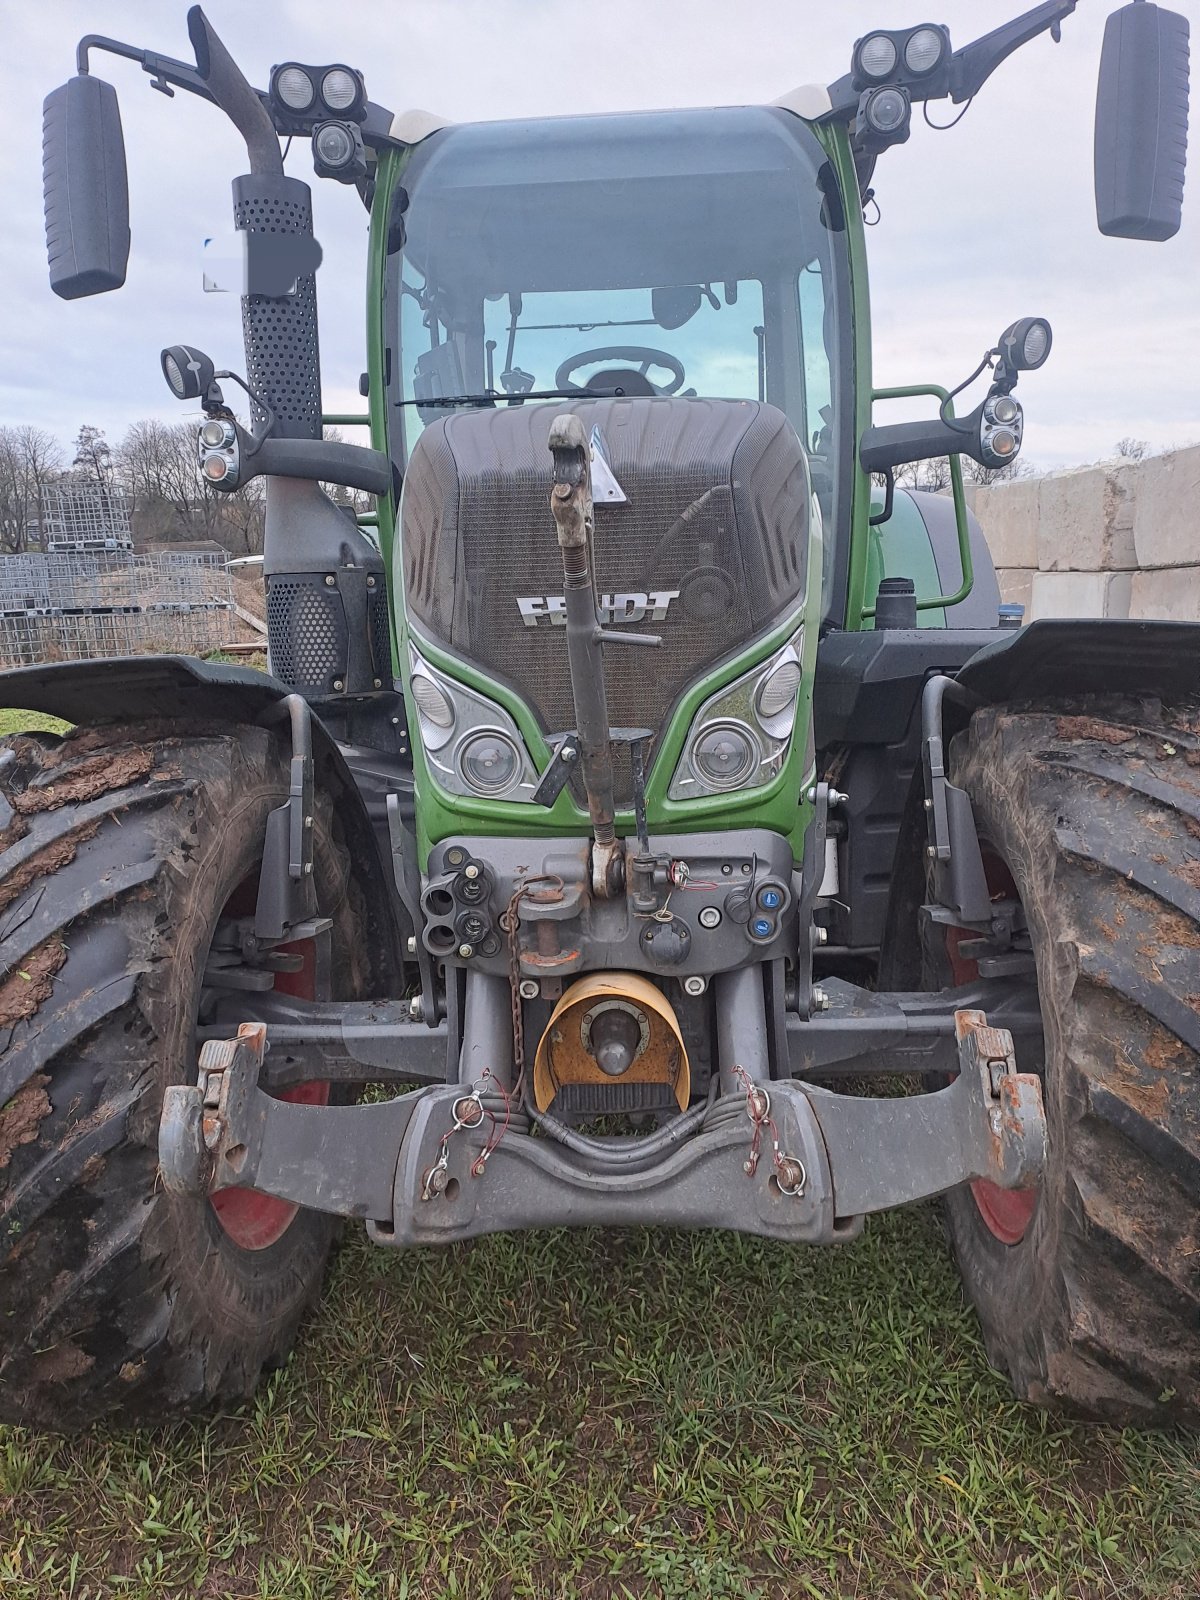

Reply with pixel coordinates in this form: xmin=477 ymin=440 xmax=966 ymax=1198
xmin=970 ymin=443 xmax=1199 ymax=621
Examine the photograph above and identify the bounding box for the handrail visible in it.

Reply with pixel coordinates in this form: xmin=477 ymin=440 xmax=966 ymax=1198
xmin=863 ymin=382 xmax=974 ymax=620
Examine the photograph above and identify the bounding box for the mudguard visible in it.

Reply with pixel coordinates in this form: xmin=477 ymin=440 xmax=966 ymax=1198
xmin=958 ymin=617 xmax=1200 ymax=702
xmin=0 ymin=654 xmax=407 ymax=990
xmin=878 ymin=617 xmax=1200 ymax=988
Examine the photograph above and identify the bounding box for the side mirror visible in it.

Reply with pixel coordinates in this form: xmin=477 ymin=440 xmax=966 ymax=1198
xmin=43 ymin=75 xmax=131 ymax=299
xmin=1096 ymin=2 xmax=1190 ymax=241
xmin=652 ymin=285 xmax=704 ymax=330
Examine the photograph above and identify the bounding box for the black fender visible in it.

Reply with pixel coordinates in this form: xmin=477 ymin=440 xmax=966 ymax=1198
xmin=957 ymin=617 xmax=1200 ymax=702
xmin=0 ymin=654 xmax=406 ymax=993
xmin=877 ymin=618 xmax=1200 ymax=989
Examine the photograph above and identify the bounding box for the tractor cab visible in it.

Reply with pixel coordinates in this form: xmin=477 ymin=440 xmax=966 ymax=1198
xmin=390 ymin=105 xmax=850 ymax=538
xmin=391 ymin=109 xmax=848 ymax=831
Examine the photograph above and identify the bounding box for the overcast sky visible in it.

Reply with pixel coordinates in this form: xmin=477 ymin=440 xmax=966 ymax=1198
xmin=1 ymin=0 xmax=1196 ymax=470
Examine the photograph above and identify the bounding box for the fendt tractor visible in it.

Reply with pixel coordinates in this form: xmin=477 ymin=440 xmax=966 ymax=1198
xmin=0 ymin=0 xmax=1194 ymax=1431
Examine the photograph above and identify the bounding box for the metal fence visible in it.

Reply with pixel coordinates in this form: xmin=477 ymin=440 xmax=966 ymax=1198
xmin=33 ymin=484 xmax=134 ymax=553
xmin=0 ymin=551 xmax=234 ymax=668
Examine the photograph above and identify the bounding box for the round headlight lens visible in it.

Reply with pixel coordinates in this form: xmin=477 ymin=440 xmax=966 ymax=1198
xmin=459 ymin=732 xmax=521 ymax=796
xmin=314 ymin=122 xmax=355 ymax=169
xmin=163 ymin=352 xmax=185 ymax=398
xmin=1022 ymin=321 xmax=1051 ymax=368
xmin=866 ymin=87 xmax=910 ymax=135
xmin=859 ymin=33 xmax=898 ymax=79
xmin=202 ymin=454 xmax=229 ymax=482
xmin=321 ymin=68 xmax=359 ymax=112
xmin=757 ymin=658 xmax=802 ymax=721
xmin=904 ymin=26 xmax=945 ymax=74
xmin=276 ymin=66 xmax=315 ymax=111
xmin=200 ymin=419 xmax=232 ymax=449
xmin=692 ymin=724 xmax=758 ymax=790
xmin=411 ymin=672 xmax=454 ymax=730
xmin=990 ymin=429 xmax=1019 ymax=459
xmin=990 ymin=395 xmax=1020 ymax=426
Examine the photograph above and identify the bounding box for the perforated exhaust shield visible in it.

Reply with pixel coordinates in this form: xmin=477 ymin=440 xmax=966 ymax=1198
xmin=232 ymin=174 xmax=321 ymax=439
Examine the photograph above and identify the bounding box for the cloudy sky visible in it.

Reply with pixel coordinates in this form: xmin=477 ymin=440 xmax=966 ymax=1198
xmin=1 ymin=0 xmax=1196 ymax=470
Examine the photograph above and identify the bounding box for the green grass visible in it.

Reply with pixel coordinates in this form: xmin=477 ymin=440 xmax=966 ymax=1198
xmin=1 ymin=1210 xmax=1197 ymax=1598
xmin=0 ymin=709 xmax=70 ymax=738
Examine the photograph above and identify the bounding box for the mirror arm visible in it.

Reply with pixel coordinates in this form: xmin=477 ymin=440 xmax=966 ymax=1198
xmin=859 ymin=408 xmax=986 ymax=475
xmin=949 ymin=1 xmax=1078 ymax=103
xmin=241 ymin=438 xmax=393 ymax=498
xmin=76 ymin=35 xmax=216 ymax=105
xmin=75 ymin=6 xmax=282 ymax=176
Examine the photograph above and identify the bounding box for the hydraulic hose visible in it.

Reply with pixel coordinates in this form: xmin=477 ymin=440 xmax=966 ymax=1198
xmin=523 ymin=1082 xmax=718 ymax=1174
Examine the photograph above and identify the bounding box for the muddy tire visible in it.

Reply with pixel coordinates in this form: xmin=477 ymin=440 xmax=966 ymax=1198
xmin=0 ymin=720 xmax=369 ymax=1430
xmin=927 ymin=697 xmax=1200 ymax=1426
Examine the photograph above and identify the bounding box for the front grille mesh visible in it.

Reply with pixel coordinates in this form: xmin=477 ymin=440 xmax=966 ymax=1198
xmin=402 ymin=398 xmax=808 ymax=799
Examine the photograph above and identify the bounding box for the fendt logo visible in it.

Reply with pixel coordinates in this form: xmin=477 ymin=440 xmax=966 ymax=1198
xmin=517 ymin=591 xmax=680 ymax=629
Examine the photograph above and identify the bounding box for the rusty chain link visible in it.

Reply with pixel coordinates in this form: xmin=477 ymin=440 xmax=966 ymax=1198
xmin=732 ymin=1064 xmax=808 ymax=1197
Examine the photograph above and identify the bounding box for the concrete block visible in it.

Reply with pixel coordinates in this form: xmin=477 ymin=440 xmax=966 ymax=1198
xmin=1036 ymin=464 xmax=1138 ymax=572
xmin=1029 ymin=571 xmax=1132 ymax=621
xmin=995 ymin=569 xmax=1034 ymax=616
xmin=1132 ymin=446 xmax=1200 ymax=570
xmin=1129 ymin=566 xmax=1200 ymax=622
xmin=972 ymin=476 xmax=1040 ymax=570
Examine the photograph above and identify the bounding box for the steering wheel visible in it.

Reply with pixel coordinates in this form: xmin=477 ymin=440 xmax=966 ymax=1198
xmin=555 ymin=345 xmax=687 ymax=396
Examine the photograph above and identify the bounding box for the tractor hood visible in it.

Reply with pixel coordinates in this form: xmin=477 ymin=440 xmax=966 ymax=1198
xmin=398 ymin=396 xmax=810 ymax=798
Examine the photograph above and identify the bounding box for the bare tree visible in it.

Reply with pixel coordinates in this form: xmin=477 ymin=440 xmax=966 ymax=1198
xmin=116 ymin=416 xmax=268 ymax=554
xmin=1113 ymin=436 xmax=1150 ymax=462
xmin=0 ymin=426 xmax=64 ymax=553
xmin=72 ymin=423 xmax=114 ymax=490
xmin=960 ymin=455 xmax=1034 ymax=488
xmin=892 ymin=458 xmax=953 ymax=493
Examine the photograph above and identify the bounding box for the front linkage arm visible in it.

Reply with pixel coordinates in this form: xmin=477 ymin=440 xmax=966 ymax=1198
xmin=160 ymin=1009 xmax=1045 ymax=1244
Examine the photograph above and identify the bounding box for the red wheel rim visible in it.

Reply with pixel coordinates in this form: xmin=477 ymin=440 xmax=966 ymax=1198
xmin=209 ymin=927 xmax=330 ymax=1252
xmin=945 ymin=851 xmax=1039 ymax=1247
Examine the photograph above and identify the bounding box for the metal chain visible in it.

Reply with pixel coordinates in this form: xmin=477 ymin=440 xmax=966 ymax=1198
xmin=498 ymin=875 xmax=563 ymax=1089
xmin=500 ymin=884 xmax=531 ymax=1085
xmin=424 ymin=874 xmax=563 ymax=1190
xmin=732 ymin=1064 xmax=808 ymax=1197
xmin=420 ymin=1092 xmax=485 ymax=1199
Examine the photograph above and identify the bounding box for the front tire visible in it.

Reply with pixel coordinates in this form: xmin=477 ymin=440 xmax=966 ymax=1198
xmin=0 ymin=719 xmax=368 ymax=1430
xmin=928 ymin=698 xmax=1200 ymax=1426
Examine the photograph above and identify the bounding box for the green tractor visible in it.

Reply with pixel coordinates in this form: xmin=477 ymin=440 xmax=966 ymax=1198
xmin=2 ymin=1 xmax=1194 ymax=1430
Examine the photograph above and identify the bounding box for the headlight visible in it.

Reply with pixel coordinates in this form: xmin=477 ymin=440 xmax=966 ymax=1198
xmin=691 ymin=724 xmax=759 ymax=790
xmin=669 ymin=627 xmax=804 ymax=802
xmin=857 ymin=33 xmax=898 ymax=80
xmin=756 ymin=657 xmax=803 ymax=720
xmin=904 ymin=26 xmax=947 ymax=75
xmin=196 ymin=418 xmax=239 ymax=491
xmin=408 ymin=645 xmax=540 ymax=802
xmin=320 ymin=68 xmax=362 ymax=114
xmin=459 ymin=732 xmax=522 ymax=797
xmin=274 ymin=65 xmax=316 ymax=112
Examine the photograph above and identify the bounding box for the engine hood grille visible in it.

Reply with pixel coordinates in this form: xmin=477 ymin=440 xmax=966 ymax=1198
xmin=400 ymin=397 xmax=809 ymax=795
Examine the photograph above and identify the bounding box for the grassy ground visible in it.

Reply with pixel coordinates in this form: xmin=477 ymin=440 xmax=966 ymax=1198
xmin=1 ymin=1211 xmax=1197 ymax=1599
xmin=1 ymin=709 xmax=1197 ymax=1598
xmin=0 ymin=709 xmax=70 ymax=738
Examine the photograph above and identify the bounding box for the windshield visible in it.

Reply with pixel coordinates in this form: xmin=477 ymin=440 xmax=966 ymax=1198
xmin=388 ymin=106 xmax=850 ymax=589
